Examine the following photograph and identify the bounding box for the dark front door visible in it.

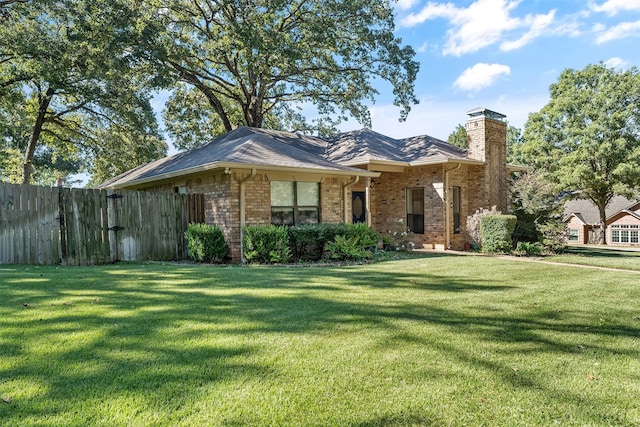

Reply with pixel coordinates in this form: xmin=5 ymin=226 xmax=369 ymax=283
xmin=352 ymin=191 xmax=366 ymax=223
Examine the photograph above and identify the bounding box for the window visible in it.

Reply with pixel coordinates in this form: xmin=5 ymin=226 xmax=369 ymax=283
xmin=611 ymin=224 xmax=639 ymax=244
xmin=567 ymin=229 xmax=579 ymax=242
xmin=271 ymin=181 xmax=320 ymax=225
xmin=453 ymin=186 xmax=461 ymax=234
xmin=406 ymin=187 xmax=424 ymax=234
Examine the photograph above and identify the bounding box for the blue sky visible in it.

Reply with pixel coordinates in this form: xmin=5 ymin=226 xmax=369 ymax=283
xmin=351 ymin=0 xmax=640 ymax=140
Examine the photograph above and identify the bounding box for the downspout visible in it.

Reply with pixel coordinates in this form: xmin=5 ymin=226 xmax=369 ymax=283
xmin=444 ymin=163 xmax=461 ymax=250
xmin=342 ymin=176 xmax=359 ymax=223
xmin=238 ymin=169 xmax=257 ymax=262
xmin=365 ymin=177 xmax=372 ymax=227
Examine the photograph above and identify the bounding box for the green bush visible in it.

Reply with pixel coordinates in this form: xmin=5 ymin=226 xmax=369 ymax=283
xmin=287 ymin=224 xmax=345 ymax=261
xmin=343 ymin=223 xmax=379 ymax=248
xmin=537 ymin=220 xmax=567 ymax=254
xmin=326 ymin=235 xmax=373 ymax=261
xmin=184 ymin=223 xmax=227 ymax=263
xmin=512 ymin=241 xmax=543 ymax=257
xmin=480 ymin=214 xmax=517 ymax=254
xmin=242 ymin=225 xmax=292 ymax=264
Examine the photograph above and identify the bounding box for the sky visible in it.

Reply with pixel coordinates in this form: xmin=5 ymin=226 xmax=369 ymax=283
xmin=342 ymin=0 xmax=640 ymax=141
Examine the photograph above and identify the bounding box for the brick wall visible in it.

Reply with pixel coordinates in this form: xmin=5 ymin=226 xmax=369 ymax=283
xmin=466 ymin=115 xmax=508 ymax=213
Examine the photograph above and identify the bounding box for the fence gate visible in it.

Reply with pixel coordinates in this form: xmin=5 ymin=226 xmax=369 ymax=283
xmin=0 ymin=182 xmax=205 ymax=265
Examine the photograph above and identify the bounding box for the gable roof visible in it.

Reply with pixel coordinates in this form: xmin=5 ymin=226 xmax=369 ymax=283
xmin=563 ymin=196 xmax=639 ymax=225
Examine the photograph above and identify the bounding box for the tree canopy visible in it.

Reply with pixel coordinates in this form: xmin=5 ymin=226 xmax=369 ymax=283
xmin=0 ymin=0 xmax=166 ymax=184
xmin=145 ymin=0 xmax=419 ymax=144
xmin=522 ymin=63 xmax=640 ymax=243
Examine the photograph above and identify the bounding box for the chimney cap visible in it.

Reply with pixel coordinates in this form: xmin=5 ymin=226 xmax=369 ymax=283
xmin=467 ymin=107 xmax=506 ymax=121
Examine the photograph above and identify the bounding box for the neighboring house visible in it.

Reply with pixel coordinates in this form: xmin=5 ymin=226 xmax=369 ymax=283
xmin=564 ymin=196 xmax=640 ymax=245
xmin=100 ymin=108 xmax=511 ymax=261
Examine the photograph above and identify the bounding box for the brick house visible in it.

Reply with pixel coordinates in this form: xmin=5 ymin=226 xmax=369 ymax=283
xmin=101 ymin=108 xmax=510 ymax=261
xmin=564 ymin=197 xmax=640 ymax=245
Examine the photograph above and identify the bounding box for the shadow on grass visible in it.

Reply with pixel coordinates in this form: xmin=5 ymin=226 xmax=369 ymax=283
xmin=0 ymin=260 xmax=638 ymax=425
xmin=564 ymin=246 xmax=640 ymax=258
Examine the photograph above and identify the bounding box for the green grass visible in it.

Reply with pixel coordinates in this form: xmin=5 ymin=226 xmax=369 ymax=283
xmin=545 ymin=246 xmax=640 ymax=271
xmin=1 ymin=255 xmax=639 ymax=426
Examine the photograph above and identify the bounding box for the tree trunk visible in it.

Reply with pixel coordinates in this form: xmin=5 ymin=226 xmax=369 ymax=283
xmin=22 ymin=86 xmax=55 ymax=184
xmin=596 ymin=202 xmax=607 ymax=244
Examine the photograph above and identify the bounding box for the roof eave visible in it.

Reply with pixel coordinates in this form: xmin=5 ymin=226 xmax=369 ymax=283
xmin=103 ymin=160 xmax=380 ymax=189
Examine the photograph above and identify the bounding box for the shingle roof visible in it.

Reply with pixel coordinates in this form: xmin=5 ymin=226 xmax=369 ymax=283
xmin=563 ymin=196 xmax=639 ymax=224
xmin=100 ymin=126 xmax=476 ymax=189
xmin=324 ymin=128 xmax=470 ymax=166
xmin=100 ymin=127 xmax=374 ymax=188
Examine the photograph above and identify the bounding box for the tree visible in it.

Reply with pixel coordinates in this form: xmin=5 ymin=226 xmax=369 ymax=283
xmin=522 ymin=63 xmax=640 ymax=243
xmin=446 ymin=123 xmax=525 ymax=163
xmin=144 ymin=0 xmax=419 ymax=143
xmin=447 ymin=124 xmax=467 ymax=149
xmin=0 ymin=0 xmax=167 ymax=185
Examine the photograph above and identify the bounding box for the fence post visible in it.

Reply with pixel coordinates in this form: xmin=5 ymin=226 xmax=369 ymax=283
xmin=58 ymin=181 xmax=67 ymax=265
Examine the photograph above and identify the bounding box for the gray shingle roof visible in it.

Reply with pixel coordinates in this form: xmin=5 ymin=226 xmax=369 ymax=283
xmin=101 ymin=126 xmax=474 ymax=188
xmin=324 ymin=128 xmax=469 ymax=165
xmin=564 ymin=196 xmax=639 ymax=224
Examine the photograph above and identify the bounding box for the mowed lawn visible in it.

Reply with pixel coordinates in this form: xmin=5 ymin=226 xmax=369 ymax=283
xmin=1 ymin=254 xmax=639 ymax=426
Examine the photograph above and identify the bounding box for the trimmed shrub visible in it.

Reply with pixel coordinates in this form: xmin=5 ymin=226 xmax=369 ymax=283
xmin=480 ymin=214 xmax=517 ymax=254
xmin=343 ymin=223 xmax=379 ymax=248
xmin=288 ymin=223 xmax=345 ymax=261
xmin=465 ymin=206 xmax=501 ymax=248
xmin=184 ymin=223 xmax=227 ymax=263
xmin=243 ymin=225 xmax=291 ymax=264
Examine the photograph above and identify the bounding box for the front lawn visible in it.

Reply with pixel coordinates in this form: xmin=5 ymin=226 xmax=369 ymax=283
xmin=545 ymin=246 xmax=640 ymax=271
xmin=1 ymin=255 xmax=639 ymax=426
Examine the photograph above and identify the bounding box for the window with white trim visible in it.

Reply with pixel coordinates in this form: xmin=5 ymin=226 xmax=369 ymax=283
xmin=271 ymin=181 xmax=320 ymax=225
xmin=567 ymin=229 xmax=579 ymax=242
xmin=611 ymin=224 xmax=639 ymax=244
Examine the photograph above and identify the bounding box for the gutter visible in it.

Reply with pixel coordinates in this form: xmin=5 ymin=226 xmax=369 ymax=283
xmin=444 ymin=162 xmax=461 ymax=249
xmin=237 ymin=169 xmax=257 ymax=263
xmin=342 ymin=176 xmax=360 ymax=223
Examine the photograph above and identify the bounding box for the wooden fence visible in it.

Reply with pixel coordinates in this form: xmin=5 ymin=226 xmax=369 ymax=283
xmin=0 ymin=183 xmax=204 ymax=265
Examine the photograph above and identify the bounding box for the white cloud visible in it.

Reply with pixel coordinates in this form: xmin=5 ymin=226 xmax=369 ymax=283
xmin=395 ymin=0 xmax=420 ymax=11
xmin=453 ymin=63 xmax=511 ymax=93
xmin=590 ymin=0 xmax=640 ymax=16
xmin=501 ymin=10 xmax=556 ymax=51
xmin=604 ymin=57 xmax=630 ymax=69
xmin=595 ymin=20 xmax=640 ymax=43
xmin=400 ymin=0 xmax=556 ymax=56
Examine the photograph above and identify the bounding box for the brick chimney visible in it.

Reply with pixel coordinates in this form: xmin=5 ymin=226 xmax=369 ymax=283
xmin=465 ymin=108 xmax=508 ymax=212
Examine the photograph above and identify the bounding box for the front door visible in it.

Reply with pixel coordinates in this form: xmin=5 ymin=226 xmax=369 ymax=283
xmin=352 ymin=191 xmax=366 ymax=223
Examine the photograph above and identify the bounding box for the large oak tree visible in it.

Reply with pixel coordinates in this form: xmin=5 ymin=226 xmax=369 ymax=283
xmin=145 ymin=0 xmax=419 ymax=144
xmin=522 ymin=63 xmax=640 ymax=244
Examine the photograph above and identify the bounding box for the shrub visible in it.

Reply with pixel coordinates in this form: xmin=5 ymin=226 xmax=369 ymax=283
xmin=343 ymin=223 xmax=379 ymax=248
xmin=512 ymin=241 xmax=543 ymax=257
xmin=288 ymin=223 xmax=348 ymax=261
xmin=480 ymin=214 xmax=517 ymax=254
xmin=465 ymin=206 xmax=501 ymax=248
xmin=184 ymin=223 xmax=227 ymax=263
xmin=242 ymin=225 xmax=292 ymax=264
xmin=326 ymin=235 xmax=373 ymax=261
xmin=537 ymin=220 xmax=567 ymax=254
xmin=386 ymin=218 xmax=413 ymax=251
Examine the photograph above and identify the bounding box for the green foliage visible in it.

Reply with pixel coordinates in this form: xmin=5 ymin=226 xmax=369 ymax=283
xmin=0 ymin=0 xmax=167 ymax=184
xmin=184 ymin=223 xmax=228 ymax=263
xmin=145 ymin=0 xmax=419 ymax=137
xmin=522 ymin=63 xmax=640 ymax=243
xmin=287 ymin=223 xmax=348 ymax=261
xmin=243 ymin=224 xmax=292 ymax=264
xmin=512 ymin=241 xmax=543 ymax=257
xmin=537 ymin=220 xmax=567 ymax=254
xmin=510 ymin=171 xmax=562 ymax=244
xmin=325 ymin=235 xmax=373 ymax=261
xmin=447 ymin=124 xmax=467 ymax=149
xmin=465 ymin=206 xmax=501 ymax=248
xmin=480 ymin=214 xmax=517 ymax=254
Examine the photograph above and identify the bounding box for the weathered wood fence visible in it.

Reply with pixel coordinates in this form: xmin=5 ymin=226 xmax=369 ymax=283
xmin=0 ymin=183 xmax=204 ymax=265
